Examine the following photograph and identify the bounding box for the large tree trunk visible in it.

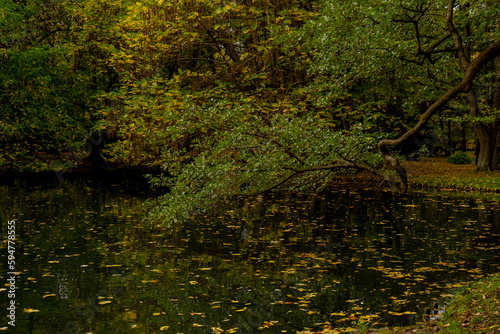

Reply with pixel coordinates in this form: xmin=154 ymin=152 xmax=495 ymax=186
xmin=472 ymin=16 xmax=500 ymax=171
xmin=470 ymin=89 xmax=492 ymax=171
xmin=475 ymin=124 xmax=494 ymax=171
xmin=492 ymin=131 xmax=500 ymax=170
xmin=492 ymin=55 xmax=500 ymax=170
xmin=474 ymin=55 xmax=500 ymax=171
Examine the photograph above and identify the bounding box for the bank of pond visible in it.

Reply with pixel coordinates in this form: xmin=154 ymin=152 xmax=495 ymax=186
xmin=1 ymin=178 xmax=499 ymax=333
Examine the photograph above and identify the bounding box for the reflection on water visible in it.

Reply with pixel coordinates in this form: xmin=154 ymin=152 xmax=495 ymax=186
xmin=1 ymin=180 xmax=500 ymax=333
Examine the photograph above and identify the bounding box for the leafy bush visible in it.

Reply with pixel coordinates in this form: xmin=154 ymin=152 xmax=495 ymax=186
xmin=447 ymin=151 xmax=472 ymax=164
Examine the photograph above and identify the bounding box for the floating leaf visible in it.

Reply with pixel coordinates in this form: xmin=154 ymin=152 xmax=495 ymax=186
xmin=23 ymin=309 xmax=39 ymax=313
xmin=98 ymin=300 xmax=112 ymax=305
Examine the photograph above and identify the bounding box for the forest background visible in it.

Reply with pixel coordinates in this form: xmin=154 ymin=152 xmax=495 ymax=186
xmin=1 ymin=0 xmax=500 ymax=223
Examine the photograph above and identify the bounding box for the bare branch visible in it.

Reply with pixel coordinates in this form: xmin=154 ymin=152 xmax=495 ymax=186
xmin=420 ymin=47 xmax=457 ymax=55
xmin=399 ymin=56 xmax=425 ymax=65
xmin=243 ymin=158 xmax=401 ymax=197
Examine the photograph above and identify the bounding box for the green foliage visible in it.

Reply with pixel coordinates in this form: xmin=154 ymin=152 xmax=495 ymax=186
xmin=439 ymin=274 xmax=500 ymax=334
xmin=447 ymin=151 xmax=472 ymax=165
xmin=290 ymin=0 xmax=454 ymax=132
xmin=3 ymin=0 xmax=500 ymax=223
xmin=292 ymin=0 xmax=499 ymax=142
xmin=145 ymin=97 xmax=385 ymax=224
xmin=0 ymin=0 xmax=118 ymax=171
xmin=96 ymin=0 xmax=319 ymax=167
xmin=93 ymin=0 xmax=499 ymax=224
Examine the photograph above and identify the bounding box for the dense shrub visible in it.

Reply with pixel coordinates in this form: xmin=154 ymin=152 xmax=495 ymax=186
xmin=447 ymin=151 xmax=472 ymax=164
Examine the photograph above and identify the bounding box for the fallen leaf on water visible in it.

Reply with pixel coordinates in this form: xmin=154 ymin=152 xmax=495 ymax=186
xmin=24 ymin=309 xmax=39 ymax=313
xmin=98 ymin=300 xmax=112 ymax=305
xmin=331 ymin=312 xmax=346 ymax=316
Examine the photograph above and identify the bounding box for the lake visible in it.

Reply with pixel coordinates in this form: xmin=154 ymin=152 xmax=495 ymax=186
xmin=1 ymin=178 xmax=499 ymax=333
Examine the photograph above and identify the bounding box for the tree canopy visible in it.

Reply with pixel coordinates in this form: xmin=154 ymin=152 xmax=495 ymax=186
xmin=1 ymin=0 xmax=499 ymax=224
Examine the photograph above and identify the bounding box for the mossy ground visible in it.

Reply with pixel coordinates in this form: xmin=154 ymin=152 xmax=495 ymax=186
xmin=403 ymin=153 xmax=500 ymax=192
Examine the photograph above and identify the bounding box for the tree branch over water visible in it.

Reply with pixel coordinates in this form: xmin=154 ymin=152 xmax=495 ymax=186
xmin=378 ymin=39 xmax=500 ymax=194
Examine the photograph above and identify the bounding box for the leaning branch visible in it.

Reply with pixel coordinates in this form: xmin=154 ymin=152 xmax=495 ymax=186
xmin=378 ymin=39 xmax=500 ymax=194
xmin=245 ymin=159 xmax=400 ymax=196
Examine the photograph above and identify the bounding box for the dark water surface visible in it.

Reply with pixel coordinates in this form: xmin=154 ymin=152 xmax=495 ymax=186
xmin=1 ymin=179 xmax=500 ymax=333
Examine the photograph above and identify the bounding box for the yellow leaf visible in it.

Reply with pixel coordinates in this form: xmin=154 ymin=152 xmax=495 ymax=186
xmin=23 ymin=309 xmax=39 ymax=313
xmin=98 ymin=300 xmax=112 ymax=305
